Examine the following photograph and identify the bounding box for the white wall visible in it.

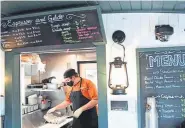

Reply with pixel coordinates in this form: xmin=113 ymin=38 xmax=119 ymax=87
xmin=103 ymin=13 xmax=185 ymax=128
xmin=0 ymin=49 xmax=5 ymax=96
xmin=32 ymin=51 xmax=96 ymax=83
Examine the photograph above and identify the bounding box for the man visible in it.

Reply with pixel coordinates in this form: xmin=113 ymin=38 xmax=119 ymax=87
xmin=47 ymin=68 xmax=98 ymax=128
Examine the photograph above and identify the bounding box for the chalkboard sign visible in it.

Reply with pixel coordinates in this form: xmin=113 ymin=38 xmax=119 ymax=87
xmin=1 ymin=6 xmax=105 ymax=50
xmin=137 ymin=47 xmax=185 ymax=128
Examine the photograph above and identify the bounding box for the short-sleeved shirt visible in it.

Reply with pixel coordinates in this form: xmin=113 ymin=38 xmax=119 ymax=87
xmin=65 ymin=78 xmax=98 ymax=113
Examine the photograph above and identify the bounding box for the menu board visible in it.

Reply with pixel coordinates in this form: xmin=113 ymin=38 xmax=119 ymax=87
xmin=137 ymin=47 xmax=185 ymax=128
xmin=1 ymin=8 xmax=104 ymax=50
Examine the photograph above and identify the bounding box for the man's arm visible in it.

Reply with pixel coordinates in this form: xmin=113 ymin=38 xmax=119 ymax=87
xmin=47 ymin=100 xmax=71 ymax=113
xmin=55 ymin=86 xmax=72 ymax=110
xmin=47 ymin=86 xmax=72 ymax=114
xmin=81 ymin=80 xmax=98 ymax=111
xmin=81 ymin=99 xmax=98 ymax=111
xmin=55 ymin=100 xmax=71 ymax=110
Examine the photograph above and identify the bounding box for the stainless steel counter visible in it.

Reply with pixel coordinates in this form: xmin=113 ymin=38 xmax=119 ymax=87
xmin=22 ymin=109 xmax=73 ymax=128
xmin=39 ymin=118 xmax=73 ymax=128
xmin=22 ymin=110 xmax=45 ymax=128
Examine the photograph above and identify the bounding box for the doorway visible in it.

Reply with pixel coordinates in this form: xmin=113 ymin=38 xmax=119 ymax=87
xmin=20 ymin=48 xmax=97 ymax=128
xmin=5 ymin=44 xmax=108 ymax=128
xmin=77 ymin=61 xmax=97 ymax=88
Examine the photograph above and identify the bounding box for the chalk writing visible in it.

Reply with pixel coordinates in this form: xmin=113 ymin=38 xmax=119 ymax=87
xmin=35 ymin=16 xmax=47 ymax=25
xmin=1 ymin=20 xmax=33 ymax=28
xmin=155 ymin=94 xmax=184 ymax=99
xmin=66 ymin=14 xmax=86 ymax=20
xmin=149 ymin=54 xmax=185 ymax=67
xmin=48 ymin=14 xmax=64 ymax=23
xmin=139 ymin=49 xmax=185 ymax=127
xmin=1 ymin=9 xmax=103 ymax=49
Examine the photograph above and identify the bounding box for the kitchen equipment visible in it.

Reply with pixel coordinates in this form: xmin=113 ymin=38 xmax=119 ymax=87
xmin=27 ymin=106 xmax=31 ymax=113
xmin=24 ymin=106 xmax=28 ymax=114
xmin=46 ymin=83 xmax=58 ymax=90
xmin=22 ymin=108 xmax=25 ymax=115
xmin=30 ymin=105 xmax=34 ymax=112
xmin=43 ymin=85 xmax=47 ymax=89
xmin=27 ymin=83 xmax=43 ymax=89
xmin=22 ymin=104 xmax=39 ymax=115
xmin=40 ymin=99 xmax=52 ymax=110
xmin=42 ymin=76 xmax=56 ymax=84
xmin=28 ymin=94 xmax=38 ymax=105
xmin=42 ymin=76 xmax=59 ymax=89
xmin=34 ymin=104 xmax=39 ymax=110
xmin=38 ymin=95 xmax=43 ymax=104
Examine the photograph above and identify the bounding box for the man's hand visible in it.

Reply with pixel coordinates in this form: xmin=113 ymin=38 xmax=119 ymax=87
xmin=47 ymin=107 xmax=56 ymax=114
xmin=47 ymin=100 xmax=71 ymax=114
xmin=73 ymin=107 xmax=84 ymax=118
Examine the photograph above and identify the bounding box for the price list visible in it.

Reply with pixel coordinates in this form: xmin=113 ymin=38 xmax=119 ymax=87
xmin=181 ymin=99 xmax=185 ymax=118
xmin=138 ymin=49 xmax=185 ymax=128
xmin=1 ymin=26 xmax=42 ymax=48
xmin=1 ymin=9 xmax=104 ymax=49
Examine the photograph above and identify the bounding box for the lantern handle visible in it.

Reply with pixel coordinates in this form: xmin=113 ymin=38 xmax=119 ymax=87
xmin=117 ymin=43 xmax=129 ymax=88
xmin=124 ymin=63 xmax=129 ymax=89
xmin=117 ymin=43 xmax=125 ymax=62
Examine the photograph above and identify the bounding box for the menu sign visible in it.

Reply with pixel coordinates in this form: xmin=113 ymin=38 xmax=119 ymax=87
xmin=138 ymin=48 xmax=185 ymax=128
xmin=1 ymin=9 xmax=104 ymax=49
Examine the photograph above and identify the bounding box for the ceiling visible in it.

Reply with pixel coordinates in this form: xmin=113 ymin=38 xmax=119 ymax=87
xmin=1 ymin=1 xmax=185 ymax=18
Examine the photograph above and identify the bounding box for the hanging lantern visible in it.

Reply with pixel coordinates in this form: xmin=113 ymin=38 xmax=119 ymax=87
xmin=108 ymin=57 xmax=129 ymax=95
xmin=109 ymin=30 xmax=129 ymax=95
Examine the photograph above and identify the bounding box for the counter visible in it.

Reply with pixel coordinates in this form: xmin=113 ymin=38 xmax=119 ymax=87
xmin=22 ymin=109 xmax=72 ymax=128
xmin=39 ymin=118 xmax=73 ymax=128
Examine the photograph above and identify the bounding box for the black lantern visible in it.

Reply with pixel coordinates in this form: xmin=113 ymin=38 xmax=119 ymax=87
xmin=108 ymin=30 xmax=129 ymax=95
xmin=108 ymin=57 xmax=129 ymax=95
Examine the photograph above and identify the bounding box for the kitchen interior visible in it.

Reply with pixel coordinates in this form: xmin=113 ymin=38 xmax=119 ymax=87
xmin=20 ymin=48 xmax=97 ymax=128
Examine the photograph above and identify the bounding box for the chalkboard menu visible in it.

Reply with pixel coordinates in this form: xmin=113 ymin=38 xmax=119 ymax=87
xmin=137 ymin=47 xmax=185 ymax=128
xmin=1 ymin=7 xmax=104 ymax=50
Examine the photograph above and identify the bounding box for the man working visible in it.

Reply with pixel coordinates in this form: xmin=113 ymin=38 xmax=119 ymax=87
xmin=47 ymin=69 xmax=98 ymax=128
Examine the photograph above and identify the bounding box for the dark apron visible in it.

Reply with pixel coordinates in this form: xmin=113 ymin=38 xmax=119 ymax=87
xmin=70 ymin=78 xmax=98 ymax=128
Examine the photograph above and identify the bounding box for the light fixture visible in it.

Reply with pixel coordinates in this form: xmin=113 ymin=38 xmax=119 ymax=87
xmin=155 ymin=25 xmax=174 ymax=42
xmin=112 ymin=30 xmax=126 ymax=43
xmin=108 ymin=30 xmax=129 ymax=95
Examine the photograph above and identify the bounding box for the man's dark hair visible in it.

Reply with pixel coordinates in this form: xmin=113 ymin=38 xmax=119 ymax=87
xmin=64 ymin=68 xmax=78 ymax=78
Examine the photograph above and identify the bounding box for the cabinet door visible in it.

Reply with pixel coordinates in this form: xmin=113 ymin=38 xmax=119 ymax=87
xmin=31 ymin=65 xmax=38 ymax=76
xmin=24 ymin=65 xmax=32 ymax=76
xmin=24 ymin=65 xmax=38 ymax=76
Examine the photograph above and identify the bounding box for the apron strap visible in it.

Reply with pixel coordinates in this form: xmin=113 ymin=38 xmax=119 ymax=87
xmin=79 ymin=77 xmax=82 ymax=88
